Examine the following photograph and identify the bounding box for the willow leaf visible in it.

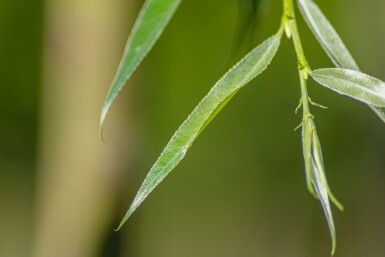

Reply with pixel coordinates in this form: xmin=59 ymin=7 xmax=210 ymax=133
xmin=302 ymin=117 xmax=317 ymax=198
xmin=311 ymin=129 xmax=343 ymax=212
xmin=115 ymin=33 xmax=282 ymax=230
xmin=311 ymin=157 xmax=336 ymax=256
xmin=312 ymin=68 xmax=385 ymax=108
xmin=302 ymin=118 xmax=340 ymax=255
xmin=297 ymin=0 xmax=358 ymax=70
xmin=297 ymin=0 xmax=385 ymax=122
xmin=100 ymin=0 xmax=182 ymax=132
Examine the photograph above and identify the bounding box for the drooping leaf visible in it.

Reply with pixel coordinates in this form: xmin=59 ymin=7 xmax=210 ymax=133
xmin=302 ymin=117 xmax=340 ymax=256
xmin=301 ymin=114 xmax=317 ymax=199
xmin=311 ymin=125 xmax=343 ymax=212
xmin=297 ymin=0 xmax=385 ymax=122
xmin=100 ymin=0 xmax=182 ymax=132
xmin=311 ymin=68 xmax=385 ymax=108
xmin=115 ymin=33 xmax=282 ymax=230
xmin=311 ymin=156 xmax=336 ymax=256
xmin=297 ymin=0 xmax=358 ymax=70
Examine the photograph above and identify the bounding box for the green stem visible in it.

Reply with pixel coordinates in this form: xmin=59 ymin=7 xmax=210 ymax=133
xmin=283 ymin=0 xmax=310 ymax=71
xmin=283 ymin=0 xmax=315 ymax=197
xmin=283 ymin=0 xmax=311 ymax=115
xmin=299 ymin=70 xmax=310 ymax=116
xmin=283 ymin=0 xmax=344 ymax=213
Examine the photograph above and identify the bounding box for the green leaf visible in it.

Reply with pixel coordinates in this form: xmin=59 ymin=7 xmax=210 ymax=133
xmin=297 ymin=0 xmax=358 ymax=70
xmin=302 ymin=118 xmax=340 ymax=256
xmin=301 ymin=119 xmax=317 ymax=198
xmin=370 ymin=106 xmax=385 ymax=123
xmin=115 ymin=33 xmax=282 ymax=230
xmin=311 ymin=68 xmax=385 ymax=108
xmin=311 ymin=125 xmax=343 ymax=212
xmin=310 ymin=157 xmax=336 ymax=256
xmin=100 ymin=0 xmax=182 ymax=132
xmin=297 ymin=0 xmax=385 ymax=122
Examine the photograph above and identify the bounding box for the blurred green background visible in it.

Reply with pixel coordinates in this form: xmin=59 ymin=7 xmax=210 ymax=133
xmin=1 ymin=0 xmax=384 ymax=256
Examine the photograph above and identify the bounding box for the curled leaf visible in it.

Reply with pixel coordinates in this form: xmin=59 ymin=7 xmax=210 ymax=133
xmin=115 ymin=32 xmax=282 ymax=230
xmin=302 ymin=117 xmax=341 ymax=255
xmin=302 ymin=119 xmax=316 ymax=198
xmin=310 ymin=157 xmax=336 ymax=256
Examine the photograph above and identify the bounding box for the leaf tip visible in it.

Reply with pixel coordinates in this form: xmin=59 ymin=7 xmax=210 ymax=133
xmin=99 ymin=126 xmax=105 ymax=143
xmin=328 ymin=191 xmax=344 ymax=212
xmin=331 ymin=240 xmax=336 ymax=257
xmin=99 ymin=106 xmax=109 ymax=141
xmin=114 ymin=220 xmax=125 ymax=232
xmin=114 ymin=212 xmax=131 ymax=232
xmin=115 ymin=203 xmax=138 ymax=231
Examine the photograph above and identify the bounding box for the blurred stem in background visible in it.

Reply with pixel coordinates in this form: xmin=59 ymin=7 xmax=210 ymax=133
xmin=33 ymin=0 xmax=136 ymax=256
xmin=0 ymin=0 xmax=42 ymax=256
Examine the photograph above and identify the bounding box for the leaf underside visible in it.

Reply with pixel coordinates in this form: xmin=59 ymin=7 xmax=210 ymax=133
xmin=100 ymin=0 xmax=182 ymax=132
xmin=115 ymin=33 xmax=282 ymax=230
xmin=310 ymin=156 xmax=336 ymax=255
xmin=302 ymin=119 xmax=339 ymax=256
xmin=297 ymin=0 xmax=385 ymax=122
xmin=312 ymin=68 xmax=385 ymax=108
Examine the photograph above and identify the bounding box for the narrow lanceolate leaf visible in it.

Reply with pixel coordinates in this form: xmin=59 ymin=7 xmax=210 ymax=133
xmin=302 ymin=118 xmax=340 ymax=255
xmin=312 ymin=69 xmax=385 ymax=108
xmin=297 ymin=0 xmax=385 ymax=122
xmin=311 ymin=157 xmax=336 ymax=256
xmin=100 ymin=0 xmax=182 ymax=132
xmin=302 ymin=119 xmax=316 ymax=199
xmin=297 ymin=0 xmax=358 ymax=70
xmin=311 ymin=129 xmax=343 ymax=212
xmin=115 ymin=33 xmax=282 ymax=230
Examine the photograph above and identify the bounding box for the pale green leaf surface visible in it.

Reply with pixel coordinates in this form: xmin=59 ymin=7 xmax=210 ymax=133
xmin=302 ymin=119 xmax=339 ymax=255
xmin=312 ymin=68 xmax=385 ymax=108
xmin=115 ymin=33 xmax=282 ymax=230
xmin=297 ymin=0 xmax=358 ymax=70
xmin=297 ymin=0 xmax=385 ymax=122
xmin=301 ymin=120 xmax=316 ymax=198
xmin=100 ymin=0 xmax=182 ymax=131
xmin=311 ymin=126 xmax=343 ymax=212
xmin=370 ymin=106 xmax=385 ymax=122
xmin=311 ymin=157 xmax=336 ymax=256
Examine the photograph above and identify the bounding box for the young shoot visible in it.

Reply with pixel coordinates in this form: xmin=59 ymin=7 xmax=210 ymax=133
xmin=100 ymin=0 xmax=385 ymax=254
